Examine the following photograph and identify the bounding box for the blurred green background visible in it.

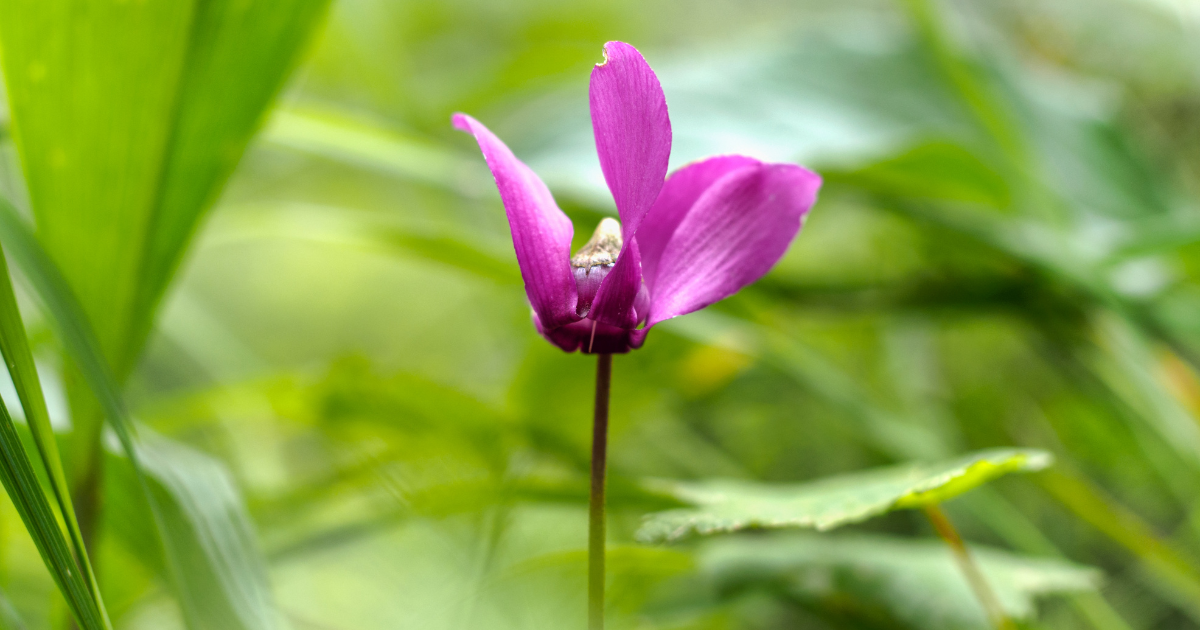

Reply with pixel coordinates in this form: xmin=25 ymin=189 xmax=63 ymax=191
xmin=0 ymin=0 xmax=1199 ymax=628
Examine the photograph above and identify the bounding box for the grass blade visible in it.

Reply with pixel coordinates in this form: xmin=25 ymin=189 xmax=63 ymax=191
xmin=0 ymin=0 xmax=330 ymax=377
xmin=0 ymin=197 xmax=283 ymax=629
xmin=128 ymin=0 xmax=331 ymax=362
xmin=0 ymin=377 xmax=106 ymax=629
xmin=0 ymin=195 xmax=190 ymax=620
xmin=0 ymin=245 xmax=109 ymax=626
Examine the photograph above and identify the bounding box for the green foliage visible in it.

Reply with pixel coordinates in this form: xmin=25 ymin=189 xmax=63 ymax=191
xmin=0 ymin=0 xmax=1195 ymax=629
xmin=105 ymin=431 xmax=282 ymax=630
xmin=0 ymin=0 xmax=330 ymax=374
xmin=0 ymin=198 xmax=283 ymax=628
xmin=702 ymin=533 xmax=1099 ymax=630
xmin=0 ymin=388 xmax=107 ymax=629
xmin=0 ymin=0 xmax=328 ymax=626
xmin=638 ymin=449 xmax=1051 ymax=543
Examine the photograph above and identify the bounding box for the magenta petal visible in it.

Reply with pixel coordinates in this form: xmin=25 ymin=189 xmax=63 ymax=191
xmin=533 ymin=313 xmax=649 ymax=354
xmin=588 ymin=238 xmax=645 ymax=328
xmin=453 ymin=113 xmax=579 ymax=328
xmin=638 ymin=155 xmax=761 ymax=295
xmin=646 ymin=163 xmax=822 ymax=327
xmin=589 ymin=41 xmax=672 ymax=237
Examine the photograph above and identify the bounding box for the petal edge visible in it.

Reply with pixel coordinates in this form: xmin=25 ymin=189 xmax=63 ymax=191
xmin=589 ymin=41 xmax=672 ymax=238
xmin=638 ymin=155 xmax=761 ymax=295
xmin=646 ymin=163 xmax=821 ymax=327
xmin=454 ymin=113 xmax=579 ymax=328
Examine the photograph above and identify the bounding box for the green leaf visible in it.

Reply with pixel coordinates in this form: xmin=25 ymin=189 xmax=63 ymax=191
xmin=0 ymin=0 xmax=193 ymax=370
xmin=0 ymin=0 xmax=330 ymax=377
xmin=701 ymin=533 xmax=1099 ymax=630
xmin=637 ymin=448 xmax=1052 ymax=543
xmin=0 ymin=199 xmax=280 ymax=630
xmin=128 ymin=0 xmax=332 ymax=360
xmin=0 ymin=246 xmax=108 ymax=625
xmin=106 ymin=431 xmax=283 ymax=630
xmin=0 ymin=389 xmax=107 ymax=629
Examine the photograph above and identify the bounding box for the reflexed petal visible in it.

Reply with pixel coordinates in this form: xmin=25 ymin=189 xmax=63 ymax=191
xmin=453 ymin=113 xmax=579 ymax=328
xmin=639 ymin=155 xmax=761 ymax=294
xmin=646 ymin=163 xmax=822 ymax=327
xmin=589 ymin=41 xmax=672 ymax=237
xmin=588 ymin=238 xmax=645 ymax=328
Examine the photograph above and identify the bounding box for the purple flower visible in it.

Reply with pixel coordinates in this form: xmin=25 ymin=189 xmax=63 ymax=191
xmin=453 ymin=41 xmax=821 ymax=354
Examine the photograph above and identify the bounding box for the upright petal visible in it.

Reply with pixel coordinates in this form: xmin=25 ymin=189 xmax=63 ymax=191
xmin=646 ymin=163 xmax=822 ymax=327
xmin=453 ymin=113 xmax=579 ymax=328
xmin=638 ymin=155 xmax=761 ymax=295
xmin=589 ymin=41 xmax=672 ymax=237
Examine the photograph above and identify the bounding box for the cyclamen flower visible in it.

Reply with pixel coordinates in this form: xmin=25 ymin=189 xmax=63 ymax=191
xmin=454 ymin=41 xmax=821 ymax=354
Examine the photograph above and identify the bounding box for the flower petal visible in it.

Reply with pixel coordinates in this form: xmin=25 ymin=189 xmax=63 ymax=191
xmin=453 ymin=113 xmax=579 ymax=328
xmin=533 ymin=313 xmax=649 ymax=354
xmin=589 ymin=41 xmax=672 ymax=237
xmin=587 ymin=237 xmax=647 ymax=328
xmin=646 ymin=163 xmax=822 ymax=327
xmin=638 ymin=155 xmax=761 ymax=295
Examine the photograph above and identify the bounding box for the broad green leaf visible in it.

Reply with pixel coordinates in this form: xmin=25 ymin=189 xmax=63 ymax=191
xmin=106 ymin=431 xmax=283 ymax=630
xmin=0 ymin=245 xmax=107 ymax=623
xmin=0 ymin=0 xmax=331 ymax=376
xmin=127 ymin=0 xmax=332 ymax=360
xmin=0 ymin=200 xmax=281 ymax=630
xmin=0 ymin=1 xmax=326 ymax=624
xmin=701 ymin=533 xmax=1099 ymax=630
xmin=637 ymin=448 xmax=1051 ymax=543
xmin=0 ymin=392 xmax=107 ymax=629
xmin=0 ymin=0 xmax=193 ymax=370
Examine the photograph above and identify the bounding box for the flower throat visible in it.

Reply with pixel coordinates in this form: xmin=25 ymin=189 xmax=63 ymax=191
xmin=571 ymin=217 xmax=622 ymax=316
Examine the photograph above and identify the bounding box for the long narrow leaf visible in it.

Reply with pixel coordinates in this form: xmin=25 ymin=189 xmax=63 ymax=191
xmin=0 ymin=245 xmax=108 ymax=625
xmin=0 ymin=198 xmax=193 ymax=622
xmin=0 ymin=198 xmax=283 ymax=629
xmin=0 ymin=388 xmax=105 ymax=629
xmin=128 ymin=0 xmax=331 ymax=363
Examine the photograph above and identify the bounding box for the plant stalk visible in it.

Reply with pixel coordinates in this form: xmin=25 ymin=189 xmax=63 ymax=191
xmin=589 ymin=353 xmax=612 ymax=630
xmin=924 ymin=504 xmax=1016 ymax=630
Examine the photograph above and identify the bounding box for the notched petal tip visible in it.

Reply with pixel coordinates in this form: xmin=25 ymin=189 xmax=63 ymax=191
xmin=596 ymin=40 xmax=632 ymax=67
xmin=589 ymin=39 xmax=671 ymax=238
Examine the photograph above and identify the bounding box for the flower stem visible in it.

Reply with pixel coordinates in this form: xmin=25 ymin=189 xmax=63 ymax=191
xmin=589 ymin=353 xmax=612 ymax=630
xmin=923 ymin=504 xmax=1016 ymax=630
